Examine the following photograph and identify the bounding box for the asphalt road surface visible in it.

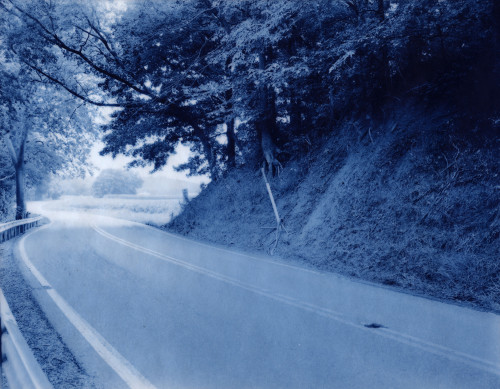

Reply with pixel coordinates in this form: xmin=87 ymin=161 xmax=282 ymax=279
xmin=14 ymin=207 xmax=500 ymax=388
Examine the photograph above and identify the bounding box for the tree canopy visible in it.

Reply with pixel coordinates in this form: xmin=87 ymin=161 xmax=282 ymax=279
xmin=0 ymin=2 xmax=98 ymax=218
xmin=1 ymin=0 xmax=497 ymax=196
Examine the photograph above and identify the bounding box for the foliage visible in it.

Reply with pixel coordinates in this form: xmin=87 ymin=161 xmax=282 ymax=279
xmin=1 ymin=0 xmax=498 ymax=307
xmin=1 ymin=0 xmax=497 ymax=177
xmin=168 ymin=105 xmax=500 ymax=311
xmin=91 ymin=169 xmax=143 ymax=198
xmin=0 ymin=1 xmax=98 ymax=218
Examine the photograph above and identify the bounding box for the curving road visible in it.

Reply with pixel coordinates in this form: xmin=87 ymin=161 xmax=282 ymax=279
xmin=15 ymin=206 xmax=500 ymax=388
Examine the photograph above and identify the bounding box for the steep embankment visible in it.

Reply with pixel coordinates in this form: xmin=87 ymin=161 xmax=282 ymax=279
xmin=166 ymin=106 xmax=500 ymax=312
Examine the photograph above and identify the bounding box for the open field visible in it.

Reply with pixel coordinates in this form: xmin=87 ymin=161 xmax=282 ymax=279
xmin=30 ymin=195 xmax=184 ymax=226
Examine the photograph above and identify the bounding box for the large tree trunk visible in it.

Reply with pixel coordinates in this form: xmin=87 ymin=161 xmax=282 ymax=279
xmin=192 ymin=124 xmax=217 ymax=181
xmin=14 ymin=135 xmax=26 ymax=220
xmin=290 ymin=93 xmax=301 ymax=136
xmin=257 ymin=49 xmax=280 ymax=174
xmin=224 ymin=84 xmax=236 ymax=169
xmin=226 ymin=117 xmax=236 ymax=168
xmin=5 ymin=131 xmax=27 ymax=219
xmin=180 ymin=107 xmax=218 ymax=181
xmin=15 ymin=161 xmax=26 ymax=220
xmin=377 ymin=0 xmax=385 ymax=21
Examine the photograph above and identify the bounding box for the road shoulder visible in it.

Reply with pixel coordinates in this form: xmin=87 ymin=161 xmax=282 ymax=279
xmin=0 ymin=238 xmax=95 ymax=389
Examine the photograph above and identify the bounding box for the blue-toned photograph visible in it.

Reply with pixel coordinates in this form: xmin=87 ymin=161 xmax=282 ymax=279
xmin=0 ymin=0 xmax=499 ymax=388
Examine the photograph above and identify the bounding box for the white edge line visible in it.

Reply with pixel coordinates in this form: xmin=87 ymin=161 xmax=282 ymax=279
xmin=18 ymin=224 xmax=157 ymax=389
xmin=92 ymin=223 xmax=500 ymax=378
xmin=103 ymin=215 xmax=323 ymax=276
xmin=95 ymin=214 xmax=500 ymax=316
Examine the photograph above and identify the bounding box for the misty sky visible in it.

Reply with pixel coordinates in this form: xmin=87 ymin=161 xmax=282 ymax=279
xmin=90 ymin=103 xmax=209 ymax=189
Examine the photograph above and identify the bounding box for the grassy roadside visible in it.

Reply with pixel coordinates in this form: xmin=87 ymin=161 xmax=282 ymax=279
xmin=0 ymin=239 xmax=94 ymax=388
xmin=166 ymin=105 xmax=500 ymax=312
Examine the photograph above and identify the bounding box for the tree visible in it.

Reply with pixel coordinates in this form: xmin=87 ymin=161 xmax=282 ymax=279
xmin=99 ymin=0 xmax=228 ymax=179
xmin=2 ymin=0 xmax=225 ymax=179
xmin=2 ymin=0 xmax=495 ymax=190
xmin=0 ymin=41 xmax=96 ymax=218
xmin=91 ymin=169 xmax=143 ymax=198
xmin=0 ymin=77 xmax=96 ymax=218
xmin=0 ymin=150 xmax=14 ymax=220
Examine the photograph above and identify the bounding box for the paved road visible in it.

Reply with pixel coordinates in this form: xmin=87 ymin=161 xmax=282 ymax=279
xmin=15 ymin=208 xmax=500 ymax=388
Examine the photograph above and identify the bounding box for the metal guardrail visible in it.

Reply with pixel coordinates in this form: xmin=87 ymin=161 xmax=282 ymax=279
xmin=0 ymin=216 xmax=43 ymax=243
xmin=1 ymin=289 xmax=54 ymax=389
xmin=1 ymin=216 xmax=52 ymax=388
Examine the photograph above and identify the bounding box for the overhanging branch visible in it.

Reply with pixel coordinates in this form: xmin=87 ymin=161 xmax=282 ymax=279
xmin=7 ymin=0 xmax=154 ymax=98
xmin=23 ymin=60 xmax=123 ymax=107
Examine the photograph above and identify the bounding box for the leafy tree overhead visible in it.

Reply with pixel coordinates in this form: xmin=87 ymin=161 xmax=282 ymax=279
xmin=0 ymin=6 xmax=97 ymax=219
xmin=91 ymin=169 xmax=143 ymax=198
xmin=1 ymin=0 xmax=496 ymax=189
xmin=2 ymin=0 xmax=233 ymax=180
xmin=0 ymin=64 xmax=96 ymax=218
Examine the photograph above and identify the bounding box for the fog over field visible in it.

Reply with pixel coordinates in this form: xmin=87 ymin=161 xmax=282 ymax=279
xmin=29 ymin=196 xmax=184 ymax=226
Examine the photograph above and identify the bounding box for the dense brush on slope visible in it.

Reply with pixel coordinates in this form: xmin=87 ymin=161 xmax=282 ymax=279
xmin=167 ymin=105 xmax=499 ymax=312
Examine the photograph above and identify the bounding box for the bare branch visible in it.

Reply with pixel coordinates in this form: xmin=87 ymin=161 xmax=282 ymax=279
xmin=74 ymin=25 xmax=100 ymax=40
xmin=78 ymin=29 xmax=92 ymax=52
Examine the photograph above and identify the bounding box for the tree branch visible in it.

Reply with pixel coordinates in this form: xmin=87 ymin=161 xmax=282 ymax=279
xmin=7 ymin=0 xmax=154 ymax=98
xmin=22 ymin=60 xmax=124 ymax=107
xmin=0 ymin=172 xmax=15 ymax=182
xmin=86 ymin=17 xmax=122 ymax=66
xmin=3 ymin=135 xmax=18 ymax=166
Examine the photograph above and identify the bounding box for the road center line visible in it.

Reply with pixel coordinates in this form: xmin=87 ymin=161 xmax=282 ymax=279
xmin=19 ymin=225 xmax=157 ymax=389
xmin=93 ymin=223 xmax=500 ymax=377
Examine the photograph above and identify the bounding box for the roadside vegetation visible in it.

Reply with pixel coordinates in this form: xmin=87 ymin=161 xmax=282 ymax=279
xmin=0 ymin=0 xmax=498 ymax=310
xmin=169 ymin=104 xmax=500 ymax=311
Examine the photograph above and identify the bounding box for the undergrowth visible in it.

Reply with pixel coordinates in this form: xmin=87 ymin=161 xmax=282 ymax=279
xmin=167 ymin=105 xmax=500 ymax=312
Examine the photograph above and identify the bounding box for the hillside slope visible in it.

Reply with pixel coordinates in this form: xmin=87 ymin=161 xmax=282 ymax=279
xmin=166 ymin=105 xmax=500 ymax=312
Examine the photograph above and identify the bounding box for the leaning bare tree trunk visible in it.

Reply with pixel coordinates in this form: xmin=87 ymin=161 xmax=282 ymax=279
xmin=261 ymin=167 xmax=284 ymax=255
